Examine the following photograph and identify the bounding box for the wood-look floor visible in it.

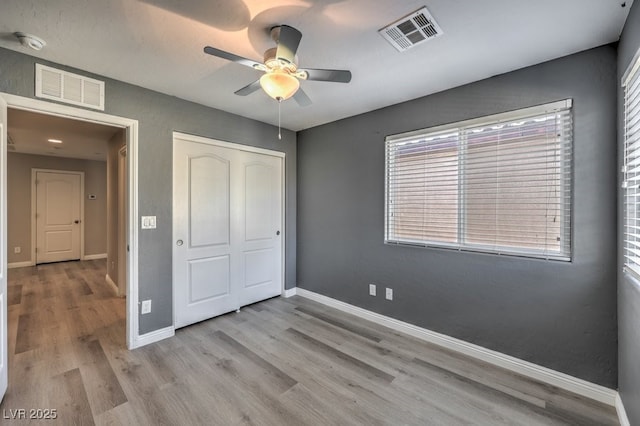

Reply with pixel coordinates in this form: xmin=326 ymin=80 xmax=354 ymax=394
xmin=0 ymin=260 xmax=619 ymax=425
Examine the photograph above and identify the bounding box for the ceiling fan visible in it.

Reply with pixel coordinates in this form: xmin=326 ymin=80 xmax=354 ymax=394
xmin=204 ymin=25 xmax=352 ymax=107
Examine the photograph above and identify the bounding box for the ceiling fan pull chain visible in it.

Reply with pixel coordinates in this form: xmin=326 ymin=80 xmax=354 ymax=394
xmin=278 ymin=98 xmax=282 ymax=140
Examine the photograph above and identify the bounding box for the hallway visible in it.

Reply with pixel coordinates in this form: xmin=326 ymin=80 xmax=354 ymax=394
xmin=1 ymin=260 xmax=126 ymax=424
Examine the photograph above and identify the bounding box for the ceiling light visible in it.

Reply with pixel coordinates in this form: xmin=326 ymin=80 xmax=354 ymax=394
xmin=14 ymin=32 xmax=46 ymax=51
xmin=48 ymin=139 xmax=62 ymax=143
xmin=259 ymin=71 xmax=300 ymax=101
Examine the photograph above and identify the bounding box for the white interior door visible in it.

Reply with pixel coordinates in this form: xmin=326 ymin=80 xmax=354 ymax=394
xmin=173 ymin=136 xmax=283 ymax=329
xmin=0 ymin=96 xmax=9 ymax=401
xmin=35 ymin=171 xmax=82 ymax=264
xmin=238 ymin=152 xmax=282 ymax=307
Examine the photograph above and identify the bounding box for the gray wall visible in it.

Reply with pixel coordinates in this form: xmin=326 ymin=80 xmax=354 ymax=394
xmin=297 ymin=46 xmax=618 ymax=387
xmin=618 ymin=0 xmax=640 ymax=422
xmin=7 ymin=152 xmax=107 ymax=262
xmin=0 ymin=47 xmax=297 ymax=334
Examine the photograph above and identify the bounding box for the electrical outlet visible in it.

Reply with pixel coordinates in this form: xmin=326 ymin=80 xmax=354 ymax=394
xmin=385 ymin=288 xmax=393 ymax=301
xmin=14 ymin=246 xmax=21 ymax=254
xmin=141 ymin=300 xmax=152 ymax=314
xmin=369 ymin=284 xmax=376 ymax=296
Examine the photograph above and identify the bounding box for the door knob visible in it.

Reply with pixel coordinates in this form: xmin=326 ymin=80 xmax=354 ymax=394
xmin=276 ymin=230 xmax=280 ymax=236
xmin=74 ymin=220 xmax=80 ymax=224
xmin=176 ymin=240 xmax=183 ymax=246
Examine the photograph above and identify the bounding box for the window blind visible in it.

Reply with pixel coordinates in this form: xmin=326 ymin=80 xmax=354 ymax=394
xmin=623 ymin=52 xmax=640 ymax=277
xmin=385 ymin=100 xmax=573 ymax=260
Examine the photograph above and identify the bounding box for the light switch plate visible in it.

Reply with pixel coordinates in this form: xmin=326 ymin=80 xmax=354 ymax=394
xmin=141 ymin=216 xmax=157 ymax=229
xmin=141 ymin=300 xmax=152 ymax=314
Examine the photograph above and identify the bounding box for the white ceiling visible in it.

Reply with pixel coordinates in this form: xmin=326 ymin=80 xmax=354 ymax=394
xmin=0 ymin=0 xmax=633 ymax=132
xmin=7 ymin=109 xmax=120 ymax=161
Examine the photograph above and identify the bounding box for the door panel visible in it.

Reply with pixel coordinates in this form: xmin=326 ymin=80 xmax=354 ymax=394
xmin=173 ymin=136 xmax=283 ymax=329
xmin=245 ymin=163 xmax=274 ymax=241
xmin=238 ymin=154 xmax=282 ymax=307
xmin=243 ymin=248 xmax=274 ymax=288
xmin=174 ymin=141 xmax=237 ymax=328
xmin=189 ymin=155 xmax=229 ymax=247
xmin=36 ymin=171 xmax=81 ymax=264
xmin=188 ymin=256 xmax=230 ymax=302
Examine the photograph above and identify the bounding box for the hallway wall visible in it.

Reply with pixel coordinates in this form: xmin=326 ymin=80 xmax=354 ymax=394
xmin=7 ymin=152 xmax=107 ymax=264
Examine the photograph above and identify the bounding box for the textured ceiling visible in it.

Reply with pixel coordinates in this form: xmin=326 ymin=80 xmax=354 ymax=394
xmin=0 ymin=0 xmax=633 ymax=133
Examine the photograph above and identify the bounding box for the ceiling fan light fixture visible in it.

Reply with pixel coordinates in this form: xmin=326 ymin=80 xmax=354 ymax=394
xmin=260 ymin=71 xmax=299 ymax=101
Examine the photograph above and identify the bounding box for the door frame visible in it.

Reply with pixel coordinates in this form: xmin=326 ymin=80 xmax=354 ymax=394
xmin=117 ymin=146 xmax=127 ymax=296
xmin=31 ymin=169 xmax=85 ymax=265
xmin=171 ymin=131 xmax=286 ymax=327
xmin=0 ymin=93 xmax=141 ymax=349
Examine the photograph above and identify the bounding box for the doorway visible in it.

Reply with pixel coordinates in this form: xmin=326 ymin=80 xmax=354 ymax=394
xmin=0 ymin=92 xmax=140 ymax=352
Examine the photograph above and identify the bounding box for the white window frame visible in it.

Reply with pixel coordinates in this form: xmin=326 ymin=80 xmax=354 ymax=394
xmin=385 ymin=99 xmax=573 ymax=261
xmin=622 ymin=47 xmax=640 ymax=278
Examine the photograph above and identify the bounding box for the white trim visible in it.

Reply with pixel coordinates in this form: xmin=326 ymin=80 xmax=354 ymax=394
xmin=387 ymin=99 xmax=573 ymax=142
xmin=616 ymin=393 xmax=631 ymax=426
xmin=173 ymin=132 xmax=286 ymax=158
xmin=105 ymin=273 xmax=119 ymax=296
xmin=134 ymin=325 xmax=175 ymax=348
xmin=1 ymin=93 xmax=139 ymax=350
xmin=295 ymin=288 xmax=617 ymax=406
xmin=84 ymin=253 xmax=107 ymax=260
xmin=7 ymin=261 xmax=34 ymax=269
xmin=283 ymin=288 xmax=297 ymax=298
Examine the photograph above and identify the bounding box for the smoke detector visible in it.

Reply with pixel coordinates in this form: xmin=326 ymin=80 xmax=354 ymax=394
xmin=14 ymin=32 xmax=46 ymax=51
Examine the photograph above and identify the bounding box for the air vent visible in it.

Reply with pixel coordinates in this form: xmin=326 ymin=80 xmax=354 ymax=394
xmin=35 ymin=64 xmax=105 ymax=110
xmin=379 ymin=6 xmax=443 ymax=52
xmin=7 ymin=134 xmax=16 ymax=151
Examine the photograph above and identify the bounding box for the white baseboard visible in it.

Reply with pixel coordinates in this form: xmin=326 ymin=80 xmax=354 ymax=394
xmin=133 ymin=326 xmax=175 ymax=349
xmin=283 ymin=287 xmax=297 ymax=298
xmin=8 ymin=261 xmax=34 ymax=269
xmin=84 ymin=253 xmax=107 ymax=260
xmin=105 ymin=274 xmax=120 ymax=296
xmin=295 ymin=287 xmax=618 ymax=407
xmin=616 ymin=394 xmax=631 ymax=426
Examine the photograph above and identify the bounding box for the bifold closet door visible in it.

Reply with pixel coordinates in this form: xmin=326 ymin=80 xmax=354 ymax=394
xmin=173 ymin=137 xmax=283 ymax=328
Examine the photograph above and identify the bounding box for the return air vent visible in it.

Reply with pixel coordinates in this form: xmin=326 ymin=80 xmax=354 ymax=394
xmin=35 ymin=64 xmax=105 ymax=110
xmin=7 ymin=134 xmax=16 ymax=151
xmin=379 ymin=6 xmax=443 ymax=52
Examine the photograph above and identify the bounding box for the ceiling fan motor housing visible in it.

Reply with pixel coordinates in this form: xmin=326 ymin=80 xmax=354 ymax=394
xmin=263 ymin=47 xmax=297 ymax=72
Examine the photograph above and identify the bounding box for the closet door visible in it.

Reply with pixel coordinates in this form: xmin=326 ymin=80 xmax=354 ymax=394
xmin=237 ymin=152 xmax=282 ymax=307
xmin=173 ymin=136 xmax=283 ymax=328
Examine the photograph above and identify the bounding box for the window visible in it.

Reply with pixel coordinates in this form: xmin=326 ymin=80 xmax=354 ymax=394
xmin=385 ymin=100 xmax=573 ymax=260
xmin=623 ymin=52 xmax=640 ymax=277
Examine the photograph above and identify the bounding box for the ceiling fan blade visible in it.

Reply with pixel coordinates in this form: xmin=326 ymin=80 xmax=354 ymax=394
xmin=275 ymin=25 xmax=302 ymax=64
xmin=299 ymin=68 xmax=352 ymax=83
xmin=204 ymin=46 xmax=263 ymax=69
xmin=234 ymin=80 xmax=262 ymax=96
xmin=293 ymin=88 xmax=312 ymax=107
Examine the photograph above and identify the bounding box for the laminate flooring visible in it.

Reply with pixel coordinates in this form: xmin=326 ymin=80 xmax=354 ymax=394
xmin=0 ymin=260 xmax=619 ymax=425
